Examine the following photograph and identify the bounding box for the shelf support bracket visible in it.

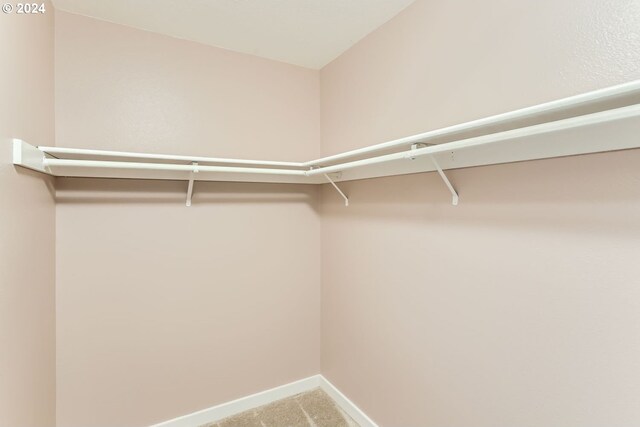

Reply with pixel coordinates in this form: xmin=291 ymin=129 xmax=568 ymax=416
xmin=324 ymin=173 xmax=349 ymax=207
xmin=410 ymin=143 xmax=458 ymax=205
xmin=429 ymin=156 xmax=458 ymax=206
xmin=186 ymin=162 xmax=198 ymax=207
xmin=12 ymin=139 xmax=49 ymax=174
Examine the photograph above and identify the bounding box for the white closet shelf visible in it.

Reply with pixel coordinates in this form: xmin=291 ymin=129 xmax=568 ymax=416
xmin=13 ymin=80 xmax=640 ymax=205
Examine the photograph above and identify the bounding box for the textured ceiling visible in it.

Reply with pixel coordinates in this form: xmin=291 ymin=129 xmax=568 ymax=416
xmin=51 ymin=0 xmax=416 ymax=69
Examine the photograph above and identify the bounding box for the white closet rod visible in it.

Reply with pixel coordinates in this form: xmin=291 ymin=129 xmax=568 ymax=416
xmin=39 ymin=80 xmax=640 ymax=171
xmin=37 ymin=101 xmax=640 ymax=178
xmin=305 ymin=103 xmax=640 ymax=176
xmin=41 ymin=146 xmax=306 ymax=168
xmin=43 ymin=159 xmax=308 ymax=176
xmin=37 ymin=80 xmax=640 ymax=172
xmin=303 ymin=79 xmax=640 ymax=167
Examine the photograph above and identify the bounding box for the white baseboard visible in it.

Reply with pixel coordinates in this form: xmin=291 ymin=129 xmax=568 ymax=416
xmin=150 ymin=374 xmax=378 ymax=427
xmin=318 ymin=376 xmax=378 ymax=427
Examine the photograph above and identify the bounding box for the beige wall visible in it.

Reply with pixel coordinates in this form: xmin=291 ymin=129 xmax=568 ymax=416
xmin=54 ymin=12 xmax=321 ymax=427
xmin=0 ymin=3 xmax=56 ymax=426
xmin=320 ymin=0 xmax=640 ymax=426
xmin=54 ymin=11 xmax=320 ymax=161
xmin=23 ymin=3 xmax=640 ymax=426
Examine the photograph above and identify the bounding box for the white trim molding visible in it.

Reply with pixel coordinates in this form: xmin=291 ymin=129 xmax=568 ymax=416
xmin=149 ymin=375 xmax=378 ymax=427
xmin=318 ymin=376 xmax=379 ymax=427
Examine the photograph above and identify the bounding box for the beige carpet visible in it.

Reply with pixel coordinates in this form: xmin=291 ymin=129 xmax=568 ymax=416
xmin=202 ymin=388 xmax=359 ymax=427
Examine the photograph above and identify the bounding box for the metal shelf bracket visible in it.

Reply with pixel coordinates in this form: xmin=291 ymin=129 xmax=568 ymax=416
xmin=186 ymin=162 xmax=198 ymax=207
xmin=324 ymin=173 xmax=349 ymax=206
xmin=429 ymin=156 xmax=459 ymax=206
xmin=411 ymin=143 xmax=458 ymax=205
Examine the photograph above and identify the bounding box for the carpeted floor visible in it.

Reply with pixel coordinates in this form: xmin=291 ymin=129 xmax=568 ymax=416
xmin=202 ymin=388 xmax=359 ymax=427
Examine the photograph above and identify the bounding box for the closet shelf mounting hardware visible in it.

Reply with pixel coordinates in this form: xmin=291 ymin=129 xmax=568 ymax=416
xmin=186 ymin=162 xmax=198 ymax=207
xmin=410 ymin=143 xmax=459 ymax=205
xmin=11 ymin=79 xmax=640 ymax=207
xmin=324 ymin=173 xmax=349 ymax=206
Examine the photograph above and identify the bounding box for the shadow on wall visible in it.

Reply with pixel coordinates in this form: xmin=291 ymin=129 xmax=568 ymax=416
xmin=14 ymin=164 xmax=56 ymax=201
xmin=55 ymin=178 xmax=320 ymax=210
xmin=52 ymin=149 xmax=640 ymax=236
xmin=321 ymin=149 xmax=640 ymax=238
